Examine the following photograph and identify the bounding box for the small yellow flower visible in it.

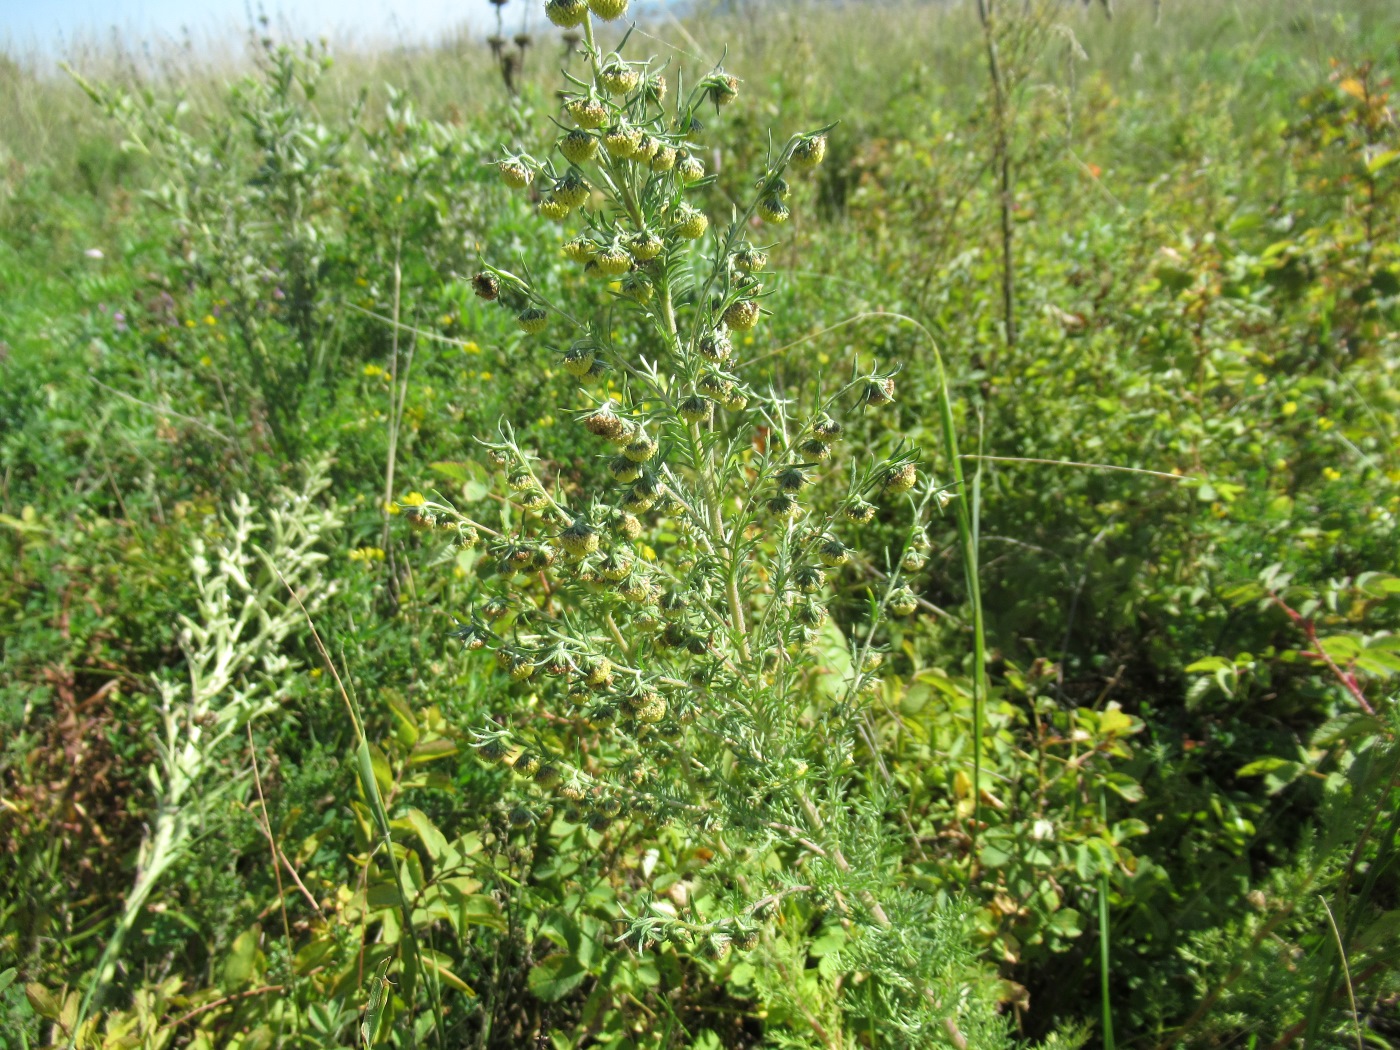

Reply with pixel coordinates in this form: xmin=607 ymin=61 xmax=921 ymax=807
xmin=1281 ymin=401 xmax=1298 ymax=416
xmin=1323 ymin=467 xmax=1341 ymax=481
xmin=462 ymin=341 xmax=481 ymax=355
xmin=480 ymin=371 xmax=494 ymax=381
xmin=310 ymin=667 xmax=322 ymax=678
xmin=203 ymin=314 xmax=217 ymax=326
xmin=1253 ymin=373 xmax=1266 ymax=386
xmin=363 ymin=363 xmax=385 ymax=377
xmin=349 ymin=546 xmax=387 ymax=562
xmin=1318 ymin=417 xmax=1333 ymax=431
xmin=200 ymin=355 xmax=213 ymax=367
xmin=185 ymin=319 xmax=196 ymax=328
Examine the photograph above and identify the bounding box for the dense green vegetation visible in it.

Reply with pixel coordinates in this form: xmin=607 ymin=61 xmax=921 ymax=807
xmin=2 ymin=0 xmax=1399 ymax=1046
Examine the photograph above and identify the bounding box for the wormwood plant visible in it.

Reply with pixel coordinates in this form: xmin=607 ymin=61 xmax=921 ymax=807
xmin=70 ymin=463 xmax=341 ymax=1041
xmin=402 ymin=2 xmax=1001 ymax=1043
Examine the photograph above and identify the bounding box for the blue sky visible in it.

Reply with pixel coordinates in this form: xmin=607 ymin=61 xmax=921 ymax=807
xmin=2 ymin=0 xmax=514 ymax=57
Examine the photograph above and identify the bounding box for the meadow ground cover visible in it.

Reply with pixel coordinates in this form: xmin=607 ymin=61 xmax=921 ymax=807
xmin=2 ymin=0 xmax=1399 ymax=1046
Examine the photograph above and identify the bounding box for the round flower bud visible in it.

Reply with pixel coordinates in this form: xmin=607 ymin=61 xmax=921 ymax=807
xmin=882 ymin=462 xmax=917 ymax=495
xmin=588 ymin=0 xmax=628 ymax=20
xmin=583 ymin=360 xmax=609 ymax=382
xmin=768 ymin=494 xmax=801 ymax=520
xmin=617 ymin=573 xmax=654 ymax=603
xmin=698 ymin=373 xmax=731 ymax=400
xmin=477 ymin=737 xmax=509 ymax=762
xmin=798 ymin=438 xmax=831 ymax=461
xmin=794 ymin=566 xmax=826 ymax=593
xmin=724 ymin=389 xmax=749 ymax=411
xmin=583 ymin=656 xmax=614 ymax=687
xmin=673 ymin=204 xmax=709 ymax=240
xmin=539 ymin=196 xmax=571 ymax=221
xmin=629 ymin=230 xmax=664 ymax=261
xmin=566 ymin=96 xmax=609 ymax=129
xmin=644 ymin=74 xmax=667 ymax=103
xmin=698 ymin=329 xmax=732 ymax=363
xmin=845 ymin=499 xmax=876 ymax=524
xmin=900 ymin=547 xmax=928 ymax=573
xmin=790 ymin=133 xmax=828 ymax=172
xmin=600 ymin=548 xmax=634 ymax=581
xmin=595 ymin=244 xmax=631 ymax=277
xmin=509 ymin=653 xmax=536 ymax=681
xmin=559 ymin=520 xmax=600 ymax=558
xmin=481 ymin=596 xmax=511 ymax=620
xmin=621 ymin=271 xmax=654 ymax=302
xmin=517 ymin=307 xmax=548 ymax=334
xmin=678 ymin=153 xmax=705 ymax=182
xmin=532 ymin=545 xmax=558 ymax=570
xmin=704 ymin=933 xmax=732 ymax=961
xmin=705 ymin=73 xmax=739 ymax=107
xmin=560 ymin=128 xmax=599 ymax=165
xmin=587 ymin=812 xmax=612 ymax=833
xmin=472 ymin=272 xmax=500 ymax=301
xmin=519 ymin=489 xmax=549 ymax=511
xmin=624 ymin=435 xmax=657 ymax=462
xmin=487 ymin=449 xmax=510 ymax=469
xmin=610 ymin=454 xmax=643 ymax=483
xmin=499 ymin=159 xmax=532 ymax=188
xmin=863 ymin=376 xmax=896 ymax=406
xmin=615 ymin=512 xmax=643 ymax=539
xmin=582 ymin=404 xmax=628 ymax=441
xmin=819 ymin=539 xmax=850 ymax=567
xmin=563 ymin=341 xmax=596 ymax=377
xmin=603 ymin=123 xmax=642 ymax=159
xmin=512 ymin=750 xmax=542 ymax=780
xmin=534 ymin=763 xmax=562 ymax=789
xmin=559 ymin=780 xmax=586 ymax=802
xmin=563 ymin=236 xmax=596 ymax=264
xmin=757 ymin=194 xmax=791 ymax=224
xmin=508 ymin=805 xmax=534 ymax=828
xmin=649 ymin=145 xmax=677 ymax=171
xmin=776 ymin=467 xmax=808 ymax=493
xmin=723 ymin=298 xmax=760 ymax=330
xmin=659 ymin=590 xmax=689 ymax=620
xmin=454 ymin=523 xmax=480 ymax=549
xmin=734 ymin=928 xmax=760 ymax=952
xmin=553 ymin=170 xmax=591 ymax=209
xmin=635 ymin=693 xmax=667 ymax=724
xmin=631 ymin=136 xmax=659 ymax=165
xmin=678 ymin=394 xmax=712 ymax=424
xmin=732 ymin=244 xmax=768 ymax=273
xmin=622 ymin=487 xmax=657 ymax=513
xmin=889 ymin=586 xmax=919 ymax=618
xmin=562 ymin=805 xmax=585 ymax=824
xmin=545 ymin=0 xmax=588 ymax=27
xmin=812 ymin=416 xmax=842 ymax=440
xmin=599 ymin=61 xmax=639 ymax=95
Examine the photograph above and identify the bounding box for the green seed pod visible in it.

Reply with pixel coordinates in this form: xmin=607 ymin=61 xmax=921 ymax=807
xmin=889 ymin=586 xmax=919 ymax=618
xmin=882 ymin=462 xmax=917 ymax=495
xmin=610 ymin=454 xmax=643 ymax=483
xmin=517 ymin=307 xmax=548 ymax=334
xmin=790 ymin=133 xmax=828 ymax=172
xmin=819 ymin=539 xmax=850 ymax=567
xmin=560 ymin=520 xmax=600 ymax=558
xmin=563 ymin=341 xmax=596 ymax=377
xmin=678 ymin=394 xmax=712 ymax=424
xmin=472 ymin=272 xmax=500 ymax=301
xmin=588 ymin=0 xmax=628 ymax=21
xmin=599 ymin=61 xmax=640 ymax=95
xmin=499 ymin=159 xmax=532 ymax=188
xmin=566 ymin=96 xmax=609 ymax=129
xmin=560 ymin=128 xmax=599 ymax=165
xmin=673 ymin=204 xmax=709 ymax=240
xmin=723 ymin=298 xmax=760 ymax=330
xmin=546 ymin=0 xmax=588 ymax=27
xmin=757 ymin=194 xmax=790 ymax=224
xmin=794 ymin=566 xmax=826 ymax=593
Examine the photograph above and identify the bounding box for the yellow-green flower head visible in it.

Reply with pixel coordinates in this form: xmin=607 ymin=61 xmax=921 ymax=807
xmin=620 ymin=271 xmax=653 ymax=302
xmin=563 ymin=341 xmax=596 ymax=377
xmin=673 ymin=203 xmax=709 ymax=240
xmin=610 ymin=454 xmax=643 ymax=483
xmin=888 ymin=586 xmax=918 ymax=617
xmin=599 ymin=60 xmax=640 ymax=95
xmin=559 ymin=519 xmax=600 ymax=558
xmin=704 ymin=72 xmax=739 ymax=107
xmin=795 ymin=566 xmax=826 ymax=593
xmin=566 ymin=95 xmax=609 ymax=129
xmin=882 ymin=462 xmax=918 ymax=495
xmin=600 ymin=548 xmax=634 ymax=581
xmin=724 ymin=388 xmax=749 ymax=411
xmin=588 ymin=0 xmax=629 ymax=21
xmin=732 ymin=244 xmax=768 ymax=273
xmin=678 ymin=393 xmax=712 ymax=424
xmin=813 ymin=415 xmax=842 ymax=440
xmin=595 ymin=242 xmax=632 ymax=276
xmin=517 ymin=307 xmax=549 ymax=334
xmin=698 ymin=328 xmax=732 ymax=363
xmin=649 ymin=145 xmax=677 ymax=171
xmin=615 ymin=512 xmax=643 ymax=539
xmin=757 ymin=193 xmax=791 ymax=224
xmin=539 ymin=196 xmax=572 ymax=221
xmin=678 ymin=153 xmax=705 ymax=182
xmin=546 ymin=0 xmax=588 ymax=28
xmin=560 ymin=128 xmax=599 ymax=165
xmin=631 ymin=134 xmax=661 ymax=162
xmin=698 ymin=372 xmax=731 ymax=399
xmin=603 ymin=122 xmax=642 ymax=159
xmin=585 ymin=654 xmax=615 ymax=684
xmin=629 ymin=230 xmax=664 ymax=261
xmin=634 ymin=692 xmax=667 ymax=724
xmin=499 ymin=158 xmax=532 ymax=188
xmin=863 ymin=376 xmax=897 ymax=406
xmin=472 ymin=272 xmax=500 ymax=300
xmin=790 ymin=133 xmax=828 ymax=172
xmin=553 ymin=169 xmax=591 ymax=209
xmin=582 ymin=403 xmax=630 ymax=441
xmin=624 ymin=434 xmax=658 ymax=462
xmin=562 ymin=236 xmax=596 ymax=263
xmin=819 ymin=538 xmax=850 ymax=566
xmin=644 ymin=73 xmax=668 ymax=104
xmin=768 ymin=493 xmax=802 ymax=520
xmin=622 ymin=486 xmax=657 ymax=513
xmin=723 ymin=298 xmax=760 ymax=330
xmin=799 ymin=438 xmax=831 ymax=461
